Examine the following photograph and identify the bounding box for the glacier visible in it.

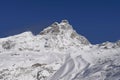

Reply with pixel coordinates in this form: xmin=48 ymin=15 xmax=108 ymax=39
xmin=0 ymin=20 xmax=120 ymax=80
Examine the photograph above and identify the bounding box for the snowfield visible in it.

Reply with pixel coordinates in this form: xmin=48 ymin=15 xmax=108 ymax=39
xmin=0 ymin=20 xmax=120 ymax=80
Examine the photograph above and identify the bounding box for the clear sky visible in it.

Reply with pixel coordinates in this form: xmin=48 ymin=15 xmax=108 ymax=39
xmin=0 ymin=0 xmax=120 ymax=44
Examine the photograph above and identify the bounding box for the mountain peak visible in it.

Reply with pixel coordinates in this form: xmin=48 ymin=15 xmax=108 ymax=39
xmin=39 ymin=20 xmax=90 ymax=45
xmin=39 ymin=20 xmax=73 ymax=35
xmin=61 ymin=19 xmax=69 ymax=24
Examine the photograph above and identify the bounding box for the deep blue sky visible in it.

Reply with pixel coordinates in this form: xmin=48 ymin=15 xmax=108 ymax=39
xmin=0 ymin=0 xmax=120 ymax=44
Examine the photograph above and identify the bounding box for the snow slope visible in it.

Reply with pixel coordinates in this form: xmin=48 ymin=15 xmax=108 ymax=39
xmin=0 ymin=20 xmax=120 ymax=80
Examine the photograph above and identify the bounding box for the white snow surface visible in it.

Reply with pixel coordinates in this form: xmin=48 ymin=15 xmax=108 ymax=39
xmin=0 ymin=20 xmax=120 ymax=80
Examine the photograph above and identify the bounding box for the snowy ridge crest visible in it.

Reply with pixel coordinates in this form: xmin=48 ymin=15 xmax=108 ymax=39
xmin=0 ymin=20 xmax=90 ymax=52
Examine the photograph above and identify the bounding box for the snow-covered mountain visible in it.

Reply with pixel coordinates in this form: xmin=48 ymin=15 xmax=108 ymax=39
xmin=0 ymin=20 xmax=120 ymax=80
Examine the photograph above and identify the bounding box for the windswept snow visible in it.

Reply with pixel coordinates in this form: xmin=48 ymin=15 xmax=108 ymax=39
xmin=0 ymin=20 xmax=120 ymax=80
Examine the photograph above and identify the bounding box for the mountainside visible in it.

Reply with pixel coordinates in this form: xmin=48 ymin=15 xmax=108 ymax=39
xmin=0 ymin=20 xmax=120 ymax=80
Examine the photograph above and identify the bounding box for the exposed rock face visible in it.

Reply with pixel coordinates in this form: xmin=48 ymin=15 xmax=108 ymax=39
xmin=2 ymin=40 xmax=15 ymax=50
xmin=116 ymin=40 xmax=120 ymax=47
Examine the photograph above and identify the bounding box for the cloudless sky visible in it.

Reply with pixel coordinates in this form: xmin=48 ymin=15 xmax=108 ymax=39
xmin=0 ymin=0 xmax=120 ymax=44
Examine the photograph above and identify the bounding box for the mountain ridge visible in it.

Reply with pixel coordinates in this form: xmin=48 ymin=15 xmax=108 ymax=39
xmin=0 ymin=20 xmax=119 ymax=46
xmin=0 ymin=20 xmax=120 ymax=80
xmin=0 ymin=20 xmax=91 ymax=52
